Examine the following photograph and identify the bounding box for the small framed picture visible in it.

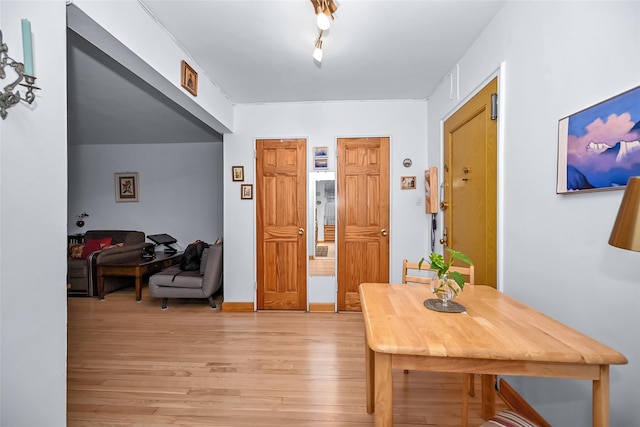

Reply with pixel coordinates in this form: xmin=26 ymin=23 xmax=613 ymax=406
xmin=401 ymin=176 xmax=416 ymax=190
xmin=181 ymin=60 xmax=198 ymax=96
xmin=241 ymin=184 xmax=253 ymax=200
xmin=115 ymin=172 xmax=139 ymax=202
xmin=314 ymin=157 xmax=328 ymax=170
xmin=232 ymin=166 xmax=244 ymax=182
xmin=313 ymin=146 xmax=328 ymax=157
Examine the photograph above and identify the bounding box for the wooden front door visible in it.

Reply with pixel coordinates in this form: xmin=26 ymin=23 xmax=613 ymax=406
xmin=256 ymin=139 xmax=307 ymax=310
xmin=337 ymin=137 xmax=390 ymax=311
xmin=443 ymin=78 xmax=498 ymax=287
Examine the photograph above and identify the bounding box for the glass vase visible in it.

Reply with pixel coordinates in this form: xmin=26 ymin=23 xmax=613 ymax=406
xmin=430 ymin=272 xmax=458 ymax=306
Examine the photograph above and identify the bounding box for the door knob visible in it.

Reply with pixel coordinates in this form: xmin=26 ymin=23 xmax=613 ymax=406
xmin=439 ymin=227 xmax=448 ymax=246
xmin=440 ymin=201 xmax=449 ymax=210
xmin=298 ymin=228 xmax=304 ymax=235
xmin=381 ymin=229 xmax=388 ymax=236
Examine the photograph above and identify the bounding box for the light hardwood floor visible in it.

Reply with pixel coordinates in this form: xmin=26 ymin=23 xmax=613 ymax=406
xmin=309 ymin=242 xmax=335 ymax=276
xmin=67 ymin=287 xmax=506 ymax=426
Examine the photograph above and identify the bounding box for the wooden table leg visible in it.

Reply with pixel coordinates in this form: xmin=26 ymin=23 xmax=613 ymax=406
xmin=135 ymin=275 xmax=143 ymax=302
xmin=374 ymin=352 xmax=392 ymax=426
xmin=481 ymin=374 xmax=496 ymax=420
xmin=365 ymin=335 xmax=375 ymax=414
xmin=593 ymin=365 xmax=610 ymax=427
xmin=461 ymin=373 xmax=469 ymax=427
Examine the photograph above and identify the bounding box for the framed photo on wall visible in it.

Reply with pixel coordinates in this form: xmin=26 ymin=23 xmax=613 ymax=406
xmin=314 ymin=157 xmax=328 ymax=170
xmin=313 ymin=146 xmax=328 ymax=157
xmin=115 ymin=172 xmax=139 ymax=202
xmin=557 ymin=84 xmax=640 ymax=193
xmin=313 ymin=146 xmax=329 ymax=170
xmin=401 ymin=176 xmax=416 ymax=190
xmin=241 ymin=184 xmax=253 ymax=200
xmin=232 ymin=166 xmax=244 ymax=182
xmin=181 ymin=60 xmax=198 ymax=97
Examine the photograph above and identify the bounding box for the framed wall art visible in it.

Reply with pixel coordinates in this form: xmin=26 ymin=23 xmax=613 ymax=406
xmin=557 ymin=84 xmax=640 ymax=193
xmin=313 ymin=146 xmax=329 ymax=170
xmin=424 ymin=167 xmax=438 ymax=214
xmin=115 ymin=172 xmax=139 ymax=202
xmin=401 ymin=176 xmax=416 ymax=190
xmin=241 ymin=184 xmax=253 ymax=200
xmin=232 ymin=166 xmax=244 ymax=182
xmin=181 ymin=60 xmax=198 ymax=97
xmin=314 ymin=157 xmax=328 ymax=170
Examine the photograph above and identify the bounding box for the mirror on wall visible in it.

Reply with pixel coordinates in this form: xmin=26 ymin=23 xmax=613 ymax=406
xmin=310 ymin=172 xmax=335 ymax=276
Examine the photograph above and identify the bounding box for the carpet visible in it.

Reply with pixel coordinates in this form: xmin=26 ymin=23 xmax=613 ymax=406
xmin=315 ymin=245 xmax=328 ymax=257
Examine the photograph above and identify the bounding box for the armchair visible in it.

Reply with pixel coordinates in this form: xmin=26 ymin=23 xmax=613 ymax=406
xmin=67 ymin=230 xmax=151 ymax=296
xmin=149 ymin=241 xmax=223 ymax=310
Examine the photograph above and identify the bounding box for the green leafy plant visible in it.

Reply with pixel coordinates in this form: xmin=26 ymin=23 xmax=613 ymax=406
xmin=418 ymin=248 xmax=473 ymax=295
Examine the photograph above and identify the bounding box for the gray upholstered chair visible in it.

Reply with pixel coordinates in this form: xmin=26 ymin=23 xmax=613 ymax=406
xmin=149 ymin=242 xmax=223 ymax=310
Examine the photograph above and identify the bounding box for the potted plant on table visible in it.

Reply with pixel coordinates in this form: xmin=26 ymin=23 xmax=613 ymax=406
xmin=419 ymin=248 xmax=472 ymax=306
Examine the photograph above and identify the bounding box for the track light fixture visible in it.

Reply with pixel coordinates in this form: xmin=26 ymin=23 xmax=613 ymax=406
xmin=313 ymin=33 xmax=323 ymax=62
xmin=311 ymin=0 xmax=337 ymax=30
xmin=310 ymin=0 xmax=337 ymax=62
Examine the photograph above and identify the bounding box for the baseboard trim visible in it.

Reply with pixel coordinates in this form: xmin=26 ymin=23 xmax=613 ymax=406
xmin=498 ymin=378 xmax=551 ymax=427
xmin=309 ymin=303 xmax=335 ymax=312
xmin=221 ymin=302 xmax=254 ymax=312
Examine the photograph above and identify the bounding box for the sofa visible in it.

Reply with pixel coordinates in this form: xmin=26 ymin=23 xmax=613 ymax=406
xmin=67 ymin=230 xmax=151 ymax=297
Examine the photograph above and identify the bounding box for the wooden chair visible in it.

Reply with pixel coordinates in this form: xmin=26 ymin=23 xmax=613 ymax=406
xmin=401 ymin=259 xmax=478 ymax=425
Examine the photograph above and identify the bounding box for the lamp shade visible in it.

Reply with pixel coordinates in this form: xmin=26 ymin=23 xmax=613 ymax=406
xmin=609 ymin=176 xmax=640 ymax=251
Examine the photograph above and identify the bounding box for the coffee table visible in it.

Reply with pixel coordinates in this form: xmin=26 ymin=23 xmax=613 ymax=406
xmin=97 ymin=251 xmax=182 ymax=301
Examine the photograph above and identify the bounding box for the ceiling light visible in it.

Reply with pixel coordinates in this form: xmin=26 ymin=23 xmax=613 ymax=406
xmin=317 ymin=8 xmax=331 ymax=31
xmin=310 ymin=0 xmax=337 ymax=62
xmin=313 ymin=38 xmax=323 ymax=63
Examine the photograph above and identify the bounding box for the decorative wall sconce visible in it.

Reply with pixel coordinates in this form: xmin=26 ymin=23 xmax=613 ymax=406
xmin=0 ymin=19 xmax=40 ymax=120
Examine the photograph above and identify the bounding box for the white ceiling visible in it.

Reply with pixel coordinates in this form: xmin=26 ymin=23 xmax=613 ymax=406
xmin=67 ymin=0 xmax=506 ymax=144
xmin=140 ymin=0 xmax=506 ymax=104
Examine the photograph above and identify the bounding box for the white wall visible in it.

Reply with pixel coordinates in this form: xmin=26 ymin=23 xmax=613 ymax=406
xmin=0 ymin=2 xmax=67 ymax=425
xmin=69 ymin=0 xmax=233 ymax=135
xmin=68 ymin=142 xmax=224 ymax=248
xmin=428 ymin=2 xmax=640 ymax=425
xmin=224 ymin=101 xmax=429 ymax=305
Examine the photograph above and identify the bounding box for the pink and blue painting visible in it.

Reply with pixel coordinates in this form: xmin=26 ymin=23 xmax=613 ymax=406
xmin=557 ymin=85 xmax=640 ymax=193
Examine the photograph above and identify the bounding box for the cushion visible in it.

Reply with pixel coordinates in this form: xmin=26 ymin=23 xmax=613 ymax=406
xmin=102 ymin=242 xmax=124 ymax=250
xmin=199 ymin=247 xmax=210 ymax=275
xmin=81 ymin=237 xmax=113 ymax=259
xmin=149 ymin=266 xmax=203 ymax=289
xmin=69 ymin=244 xmax=85 ymax=259
xmin=481 ymin=410 xmax=540 ymax=427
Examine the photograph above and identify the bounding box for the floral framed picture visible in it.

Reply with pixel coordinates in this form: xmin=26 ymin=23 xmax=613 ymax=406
xmin=241 ymin=184 xmax=253 ymax=200
xmin=232 ymin=166 xmax=244 ymax=182
xmin=181 ymin=60 xmax=198 ymax=97
xmin=115 ymin=172 xmax=139 ymax=202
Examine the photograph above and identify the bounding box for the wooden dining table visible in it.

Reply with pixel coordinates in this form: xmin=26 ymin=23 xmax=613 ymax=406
xmin=359 ymin=282 xmax=627 ymax=427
